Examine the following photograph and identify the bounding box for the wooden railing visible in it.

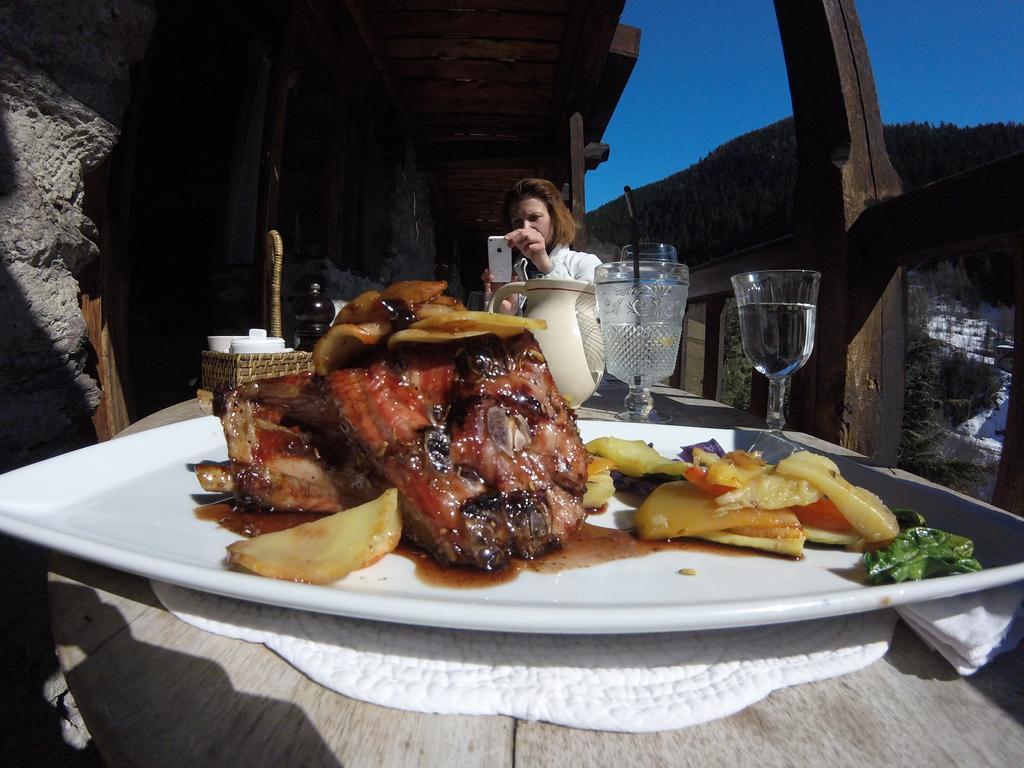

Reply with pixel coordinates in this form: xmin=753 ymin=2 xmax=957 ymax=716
xmin=679 ymin=152 xmax=1024 ymax=515
xmin=672 ymin=0 xmax=1023 ymax=515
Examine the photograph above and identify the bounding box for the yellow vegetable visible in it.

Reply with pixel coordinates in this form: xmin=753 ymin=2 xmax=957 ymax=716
xmin=715 ymin=474 xmax=821 ymax=510
xmin=704 ymin=451 xmax=769 ymax=488
xmin=387 ymin=312 xmax=546 ymax=347
xmin=585 ymin=436 xmax=689 ymax=478
xmin=801 ymin=525 xmax=862 ymax=546
xmin=313 ymin=322 xmax=390 ymax=374
xmin=633 ymin=482 xmax=802 ymax=539
xmin=587 ymin=456 xmax=618 ymax=476
xmin=775 ymin=452 xmax=899 ymax=542
xmin=227 ymin=489 xmax=402 ymax=584
xmin=387 ymin=328 xmax=492 ymax=347
xmin=695 ymin=530 xmax=805 ymax=557
xmin=582 ymin=471 xmax=616 ymax=509
xmin=408 ymin=310 xmax=545 ymax=333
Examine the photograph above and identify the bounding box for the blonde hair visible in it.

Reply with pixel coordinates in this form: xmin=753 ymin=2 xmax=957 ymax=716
xmin=503 ymin=178 xmax=577 ymax=248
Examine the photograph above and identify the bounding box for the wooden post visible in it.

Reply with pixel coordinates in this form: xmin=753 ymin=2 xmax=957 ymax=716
xmin=568 ymin=111 xmax=587 ymax=250
xmin=701 ymin=298 xmax=726 ymax=401
xmin=992 ymin=240 xmax=1024 ymax=515
xmin=674 ymin=303 xmax=706 ymax=393
xmin=255 ymin=0 xmax=297 ymax=257
xmin=773 ymin=0 xmax=905 ymax=462
xmin=80 ymin=157 xmax=133 ymax=439
xmin=749 ymin=372 xmax=769 ymax=422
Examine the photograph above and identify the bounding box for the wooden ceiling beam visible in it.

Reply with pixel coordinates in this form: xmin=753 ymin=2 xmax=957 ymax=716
xmin=401 ymin=80 xmax=552 ymax=103
xmin=545 ymin=0 xmax=626 ymax=145
xmin=384 ymin=38 xmax=560 ymax=62
xmin=342 ymin=0 xmax=409 ymax=131
xmin=419 ymin=141 xmax=559 ymax=168
xmin=585 ymin=23 xmax=640 ymax=144
xmin=389 ymin=58 xmax=555 ymax=84
xmin=372 ymin=10 xmax=564 ymax=41
xmin=372 ymin=0 xmax=570 ymax=13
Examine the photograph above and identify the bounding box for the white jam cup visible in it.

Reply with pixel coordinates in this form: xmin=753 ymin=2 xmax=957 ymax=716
xmin=229 ymin=329 xmax=287 ymax=354
xmin=207 ymin=335 xmax=244 ymax=353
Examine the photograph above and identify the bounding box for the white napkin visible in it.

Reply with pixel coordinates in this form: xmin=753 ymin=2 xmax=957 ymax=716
xmin=896 ymin=582 xmax=1024 ymax=675
xmin=151 ymin=581 xmax=894 ymax=732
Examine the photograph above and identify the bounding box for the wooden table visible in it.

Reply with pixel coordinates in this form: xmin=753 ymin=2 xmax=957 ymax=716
xmin=48 ymin=381 xmax=1024 ymax=767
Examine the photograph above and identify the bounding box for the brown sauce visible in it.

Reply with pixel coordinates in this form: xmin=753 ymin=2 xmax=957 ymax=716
xmin=391 ymin=521 xmax=763 ymax=589
xmin=196 ymin=505 xmax=779 ymax=590
xmin=195 ymin=502 xmax=324 ymax=537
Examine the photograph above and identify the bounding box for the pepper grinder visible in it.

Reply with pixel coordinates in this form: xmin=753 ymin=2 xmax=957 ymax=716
xmin=292 ymin=282 xmax=335 ymax=351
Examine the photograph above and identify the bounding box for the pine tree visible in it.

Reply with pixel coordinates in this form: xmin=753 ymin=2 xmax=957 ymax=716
xmin=897 ymin=328 xmax=986 ymax=491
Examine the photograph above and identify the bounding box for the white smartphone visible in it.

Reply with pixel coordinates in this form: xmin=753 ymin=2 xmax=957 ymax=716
xmin=487 ymin=236 xmax=513 ymax=282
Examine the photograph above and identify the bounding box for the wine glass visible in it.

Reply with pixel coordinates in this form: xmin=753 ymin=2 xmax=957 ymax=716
xmin=595 ymin=246 xmax=689 ymax=422
xmin=466 ymin=291 xmax=488 ymax=311
xmin=621 ymin=243 xmax=678 ymax=262
xmin=730 ymin=269 xmax=821 ymax=459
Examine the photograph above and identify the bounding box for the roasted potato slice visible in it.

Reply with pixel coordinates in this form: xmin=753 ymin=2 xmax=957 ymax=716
xmin=380 ymin=280 xmax=448 ymax=305
xmin=387 ymin=328 xmax=491 ymax=347
xmin=801 ymin=525 xmax=862 ymax=546
xmin=634 ymin=482 xmax=801 ymax=539
xmin=227 ymin=489 xmax=401 ymax=584
xmin=313 ymin=322 xmax=391 ymax=374
xmin=585 ymin=436 xmax=689 ymax=478
xmin=704 ymin=452 xmax=769 ymax=489
xmin=336 ymin=289 xmax=386 ymax=325
xmin=416 ymin=300 xmax=462 ymax=319
xmin=582 ymin=471 xmax=616 ymax=509
xmin=775 ymin=452 xmax=899 ymax=542
xmin=409 ymin=310 xmax=546 ymax=334
xmin=715 ymin=474 xmax=822 ymax=510
xmin=334 ymin=282 xmax=451 ymax=327
xmin=695 ymin=530 xmax=805 ymax=557
xmin=388 ymin=311 xmax=546 ymax=347
xmin=587 ymin=456 xmax=618 ymax=476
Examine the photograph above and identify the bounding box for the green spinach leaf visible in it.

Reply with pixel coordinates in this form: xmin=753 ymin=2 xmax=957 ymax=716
xmin=864 ymin=527 xmax=983 ymax=584
xmin=891 ymin=507 xmax=927 ymax=529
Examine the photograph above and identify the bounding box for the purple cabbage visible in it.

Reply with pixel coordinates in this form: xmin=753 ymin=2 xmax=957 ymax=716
xmin=611 ymin=470 xmax=673 ymax=501
xmin=677 ymin=438 xmax=726 ymax=463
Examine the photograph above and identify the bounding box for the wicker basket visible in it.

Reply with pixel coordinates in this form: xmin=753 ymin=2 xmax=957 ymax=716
xmin=201 ymin=231 xmax=313 ymax=389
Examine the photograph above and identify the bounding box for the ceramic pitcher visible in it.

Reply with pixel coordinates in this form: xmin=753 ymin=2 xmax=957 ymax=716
xmin=488 ymin=278 xmax=604 ymax=407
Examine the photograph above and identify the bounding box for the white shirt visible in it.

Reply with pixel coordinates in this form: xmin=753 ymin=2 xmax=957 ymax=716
xmin=514 ymin=244 xmax=602 ymax=283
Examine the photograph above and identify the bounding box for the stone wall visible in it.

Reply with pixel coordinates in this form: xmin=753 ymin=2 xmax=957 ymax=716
xmin=0 ymin=1 xmax=156 ymax=472
xmin=0 ymin=1 xmax=451 ymax=465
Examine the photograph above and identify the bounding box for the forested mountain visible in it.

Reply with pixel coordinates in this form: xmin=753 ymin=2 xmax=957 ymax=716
xmin=588 ymin=119 xmax=1022 ymax=499
xmin=586 ymin=120 xmax=1024 ymax=303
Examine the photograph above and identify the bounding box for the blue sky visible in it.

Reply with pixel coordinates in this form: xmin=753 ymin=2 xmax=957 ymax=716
xmin=587 ymin=0 xmax=1024 ymax=209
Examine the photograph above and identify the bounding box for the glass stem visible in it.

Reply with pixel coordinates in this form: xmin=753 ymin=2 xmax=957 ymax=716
xmin=767 ymin=376 xmax=787 ymax=433
xmin=624 ymin=386 xmax=653 ymax=421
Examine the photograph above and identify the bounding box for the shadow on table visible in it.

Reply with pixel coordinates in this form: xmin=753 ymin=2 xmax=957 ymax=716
xmin=885 ymin=621 xmax=1024 ymax=727
xmin=883 ymin=621 xmax=960 ymax=681
xmin=966 ymin=640 xmax=1024 ymax=727
xmin=581 ymin=378 xmax=767 ymax=431
xmin=0 ymin=535 xmax=102 ymax=766
xmin=47 ymin=569 xmax=342 ymax=768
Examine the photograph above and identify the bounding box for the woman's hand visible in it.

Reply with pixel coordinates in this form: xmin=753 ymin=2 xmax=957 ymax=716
xmin=506 ymin=228 xmax=553 ymax=274
xmin=481 ymin=269 xmax=516 ymax=314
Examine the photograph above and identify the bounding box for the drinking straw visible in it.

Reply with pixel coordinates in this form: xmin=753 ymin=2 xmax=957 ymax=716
xmin=623 ymin=186 xmax=643 ymax=382
xmin=623 ymin=185 xmax=640 ymax=282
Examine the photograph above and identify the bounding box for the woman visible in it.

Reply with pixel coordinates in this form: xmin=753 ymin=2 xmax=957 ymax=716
xmin=484 ymin=178 xmax=602 ymax=312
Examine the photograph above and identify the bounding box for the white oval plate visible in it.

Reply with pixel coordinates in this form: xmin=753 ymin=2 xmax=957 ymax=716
xmin=1 ymin=416 xmax=1022 ymax=633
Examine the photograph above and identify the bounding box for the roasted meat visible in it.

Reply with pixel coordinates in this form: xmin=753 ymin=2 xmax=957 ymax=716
xmin=201 ymin=332 xmax=589 ymax=570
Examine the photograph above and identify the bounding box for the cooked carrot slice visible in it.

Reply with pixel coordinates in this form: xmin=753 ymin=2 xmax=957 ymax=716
xmin=683 ymin=466 xmax=737 ymax=498
xmin=793 ymin=497 xmax=856 ymax=533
